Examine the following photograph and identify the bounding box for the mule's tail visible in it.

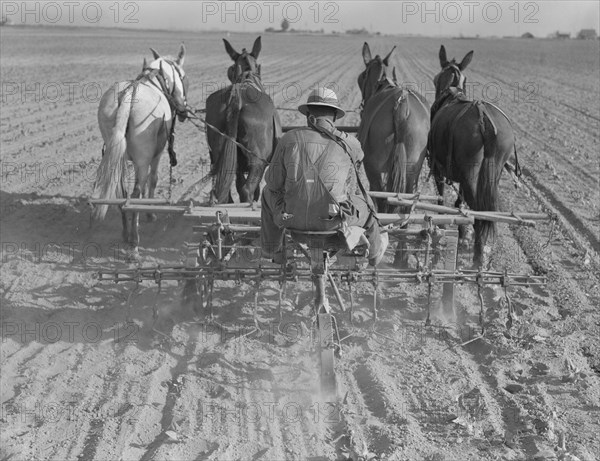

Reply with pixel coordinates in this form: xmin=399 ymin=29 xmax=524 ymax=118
xmin=272 ymin=111 xmax=282 ymax=152
xmin=92 ymin=87 xmax=131 ymax=221
xmin=386 ymin=95 xmax=408 ymax=212
xmin=475 ymin=109 xmax=500 ymax=246
xmin=212 ymin=85 xmax=241 ymax=203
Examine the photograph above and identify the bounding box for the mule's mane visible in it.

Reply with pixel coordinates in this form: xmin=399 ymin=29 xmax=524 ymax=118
xmin=359 ymin=55 xmax=396 ymax=106
xmin=152 ymin=56 xmax=185 ymax=74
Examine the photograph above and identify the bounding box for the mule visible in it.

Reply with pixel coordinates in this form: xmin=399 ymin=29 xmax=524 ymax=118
xmin=205 ymin=36 xmax=281 ymax=204
xmin=93 ymin=44 xmax=188 ymax=259
xmin=357 ymin=42 xmax=430 ymax=213
xmin=428 ymin=45 xmax=517 ymax=268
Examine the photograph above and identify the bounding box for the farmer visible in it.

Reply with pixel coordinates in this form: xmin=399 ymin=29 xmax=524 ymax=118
xmin=261 ymin=87 xmax=389 ymax=266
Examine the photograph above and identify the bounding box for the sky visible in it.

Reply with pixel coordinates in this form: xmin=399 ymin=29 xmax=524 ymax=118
xmin=2 ymin=1 xmax=599 ymax=37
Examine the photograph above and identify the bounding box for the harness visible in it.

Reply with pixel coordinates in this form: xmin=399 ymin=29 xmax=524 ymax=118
xmin=357 ymin=82 xmax=401 ymax=146
xmin=147 ymin=60 xmax=188 ymax=167
xmin=138 ymin=60 xmax=188 ymax=116
xmin=118 ymin=60 xmax=188 ymax=167
xmin=308 ymin=117 xmax=380 ymax=224
xmin=429 ymin=87 xmax=522 ymax=181
xmin=222 ymin=69 xmax=271 ymax=165
xmin=357 ymin=73 xmax=429 ymax=150
xmin=184 ymin=68 xmax=274 ymax=169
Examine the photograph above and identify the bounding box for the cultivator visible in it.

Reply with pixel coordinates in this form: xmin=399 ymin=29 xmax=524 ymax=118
xmin=91 ymin=193 xmax=548 ymax=396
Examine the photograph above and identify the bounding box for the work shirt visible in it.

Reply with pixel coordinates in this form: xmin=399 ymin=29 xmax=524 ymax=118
xmin=264 ymin=117 xmax=370 ymax=231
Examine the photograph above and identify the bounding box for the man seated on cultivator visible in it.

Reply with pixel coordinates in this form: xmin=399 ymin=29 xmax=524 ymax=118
xmin=261 ymin=87 xmax=388 ymax=266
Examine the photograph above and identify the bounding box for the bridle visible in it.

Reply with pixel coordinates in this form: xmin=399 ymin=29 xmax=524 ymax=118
xmin=144 ymin=58 xmax=189 ymax=118
xmin=228 ymin=50 xmax=263 ymax=90
xmin=358 ymin=57 xmax=394 ymax=109
xmin=433 ymin=62 xmax=466 ymax=100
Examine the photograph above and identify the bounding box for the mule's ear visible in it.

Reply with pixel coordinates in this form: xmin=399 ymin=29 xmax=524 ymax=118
xmin=223 ymin=38 xmax=240 ymax=61
xmin=439 ymin=45 xmax=448 ymax=68
xmin=142 ymin=57 xmax=147 ymax=70
xmin=362 ymin=42 xmax=372 ymax=66
xmin=458 ymin=50 xmax=474 ymax=70
xmin=392 ymin=66 xmax=398 ymax=84
xmin=383 ymin=46 xmax=396 ymax=66
xmin=176 ymin=42 xmax=186 ymax=66
xmin=250 ymin=36 xmax=262 ymax=59
xmin=150 ymin=48 xmax=161 ymax=60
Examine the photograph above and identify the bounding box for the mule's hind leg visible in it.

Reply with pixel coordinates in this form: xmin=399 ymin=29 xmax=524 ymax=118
xmin=127 ymin=164 xmax=150 ymax=260
xmin=120 ymin=200 xmax=130 ymax=244
xmin=146 ymin=156 xmax=161 ymax=222
xmin=241 ymin=163 xmax=264 ymax=205
xmin=365 ymin=168 xmax=384 ymax=211
xmin=455 ymin=186 xmax=474 ymax=248
xmin=236 ymin=169 xmax=247 ymax=203
xmin=435 ymin=177 xmax=445 ymax=206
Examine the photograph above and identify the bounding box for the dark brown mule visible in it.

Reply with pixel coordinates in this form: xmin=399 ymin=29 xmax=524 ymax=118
xmin=428 ymin=45 xmax=518 ymax=268
xmin=357 ymin=42 xmax=430 ymax=213
xmin=205 ymin=36 xmax=281 ymax=204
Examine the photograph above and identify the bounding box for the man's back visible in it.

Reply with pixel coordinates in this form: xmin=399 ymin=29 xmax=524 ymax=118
xmin=260 ymin=87 xmax=388 ymax=265
xmin=264 ymin=121 xmax=364 ymax=231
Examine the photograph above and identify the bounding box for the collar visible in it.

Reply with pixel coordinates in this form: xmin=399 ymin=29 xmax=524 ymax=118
xmin=309 ymin=117 xmax=337 ymax=132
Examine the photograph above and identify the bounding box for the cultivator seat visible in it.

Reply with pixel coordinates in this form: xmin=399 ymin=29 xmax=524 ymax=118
xmin=288 ymin=230 xmax=343 ymax=310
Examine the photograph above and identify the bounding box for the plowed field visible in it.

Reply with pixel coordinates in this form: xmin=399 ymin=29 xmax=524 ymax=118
xmin=1 ymin=26 xmax=599 ymax=461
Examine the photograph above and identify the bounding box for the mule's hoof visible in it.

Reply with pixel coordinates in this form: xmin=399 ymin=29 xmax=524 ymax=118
xmin=126 ymin=248 xmax=140 ymax=263
xmin=458 ymin=238 xmax=472 ymax=250
xmin=147 ymin=213 xmax=158 ymax=222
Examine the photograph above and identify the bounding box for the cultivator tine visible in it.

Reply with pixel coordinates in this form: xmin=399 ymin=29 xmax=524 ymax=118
xmin=151 ymin=275 xmax=177 ymax=341
xmin=126 ymin=279 xmax=140 ymax=323
xmin=277 ymin=280 xmax=284 ymax=323
xmin=425 ymin=275 xmax=433 ymax=327
xmin=151 ymin=270 xmax=162 ymax=325
xmin=502 ymin=269 xmax=515 ymax=331
xmin=207 ymin=277 xmax=214 ymax=319
xmin=278 ymin=239 xmax=288 ymax=322
xmin=253 ymin=279 xmax=262 ymax=331
xmin=328 ymin=272 xmax=346 ymax=312
xmin=422 ymin=227 xmax=432 ymax=269
xmin=372 ymin=270 xmax=379 ymax=320
xmin=477 ymin=270 xmax=485 ymax=334
xmin=347 ymin=276 xmax=355 ymax=324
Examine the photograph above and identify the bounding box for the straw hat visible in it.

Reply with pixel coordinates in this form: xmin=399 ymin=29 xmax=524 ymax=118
xmin=298 ymin=87 xmax=346 ymax=118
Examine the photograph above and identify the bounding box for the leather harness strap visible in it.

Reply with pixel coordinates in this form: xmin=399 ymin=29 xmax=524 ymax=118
xmin=307 ymin=117 xmax=380 ymax=223
xmin=446 ymin=100 xmax=475 ymax=180
xmin=118 ymin=63 xmax=186 ymax=167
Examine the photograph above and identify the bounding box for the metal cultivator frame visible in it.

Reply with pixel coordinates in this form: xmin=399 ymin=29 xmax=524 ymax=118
xmin=92 ymin=192 xmax=547 ymax=396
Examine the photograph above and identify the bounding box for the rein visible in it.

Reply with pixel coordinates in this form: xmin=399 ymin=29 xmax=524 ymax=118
xmin=182 ymin=68 xmax=271 ymax=187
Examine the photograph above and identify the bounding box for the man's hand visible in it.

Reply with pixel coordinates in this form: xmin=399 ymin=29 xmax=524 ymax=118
xmin=274 ymin=212 xmax=294 ymax=228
